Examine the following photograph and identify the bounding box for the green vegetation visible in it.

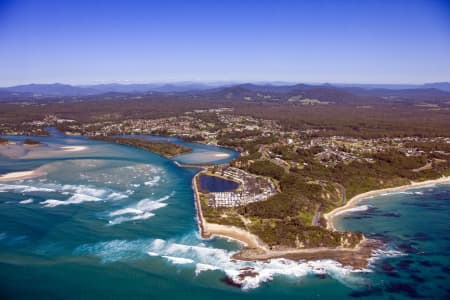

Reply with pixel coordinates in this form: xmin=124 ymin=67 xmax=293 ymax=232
xmin=203 ymin=144 xmax=450 ymax=249
xmin=91 ymin=136 xmax=191 ymax=158
xmin=247 ymin=160 xmax=285 ymax=180
xmin=200 ymin=193 xmax=245 ymax=228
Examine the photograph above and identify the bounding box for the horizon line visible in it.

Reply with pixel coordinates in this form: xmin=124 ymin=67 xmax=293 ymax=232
xmin=1 ymin=80 xmax=449 ymax=88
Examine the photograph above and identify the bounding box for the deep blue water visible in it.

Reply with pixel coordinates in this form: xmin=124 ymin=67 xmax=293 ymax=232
xmin=0 ymin=133 xmax=449 ymax=299
xmin=198 ymin=175 xmax=239 ymax=192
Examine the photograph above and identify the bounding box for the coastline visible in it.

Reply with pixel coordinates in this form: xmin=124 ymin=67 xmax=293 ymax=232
xmin=192 ymin=172 xmax=450 ymax=267
xmin=324 ymin=176 xmax=450 ymax=231
xmin=191 ymin=170 xmax=376 ymax=268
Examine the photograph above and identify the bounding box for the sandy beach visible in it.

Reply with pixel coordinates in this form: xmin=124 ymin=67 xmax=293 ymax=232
xmin=0 ymin=169 xmax=46 ymax=181
xmin=324 ymin=176 xmax=450 ymax=231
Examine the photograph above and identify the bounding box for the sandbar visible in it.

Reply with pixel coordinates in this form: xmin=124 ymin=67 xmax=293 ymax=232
xmin=0 ymin=169 xmax=46 ymax=181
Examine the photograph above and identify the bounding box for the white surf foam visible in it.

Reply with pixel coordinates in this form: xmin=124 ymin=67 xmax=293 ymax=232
xmin=162 ymin=255 xmax=195 ymax=264
xmin=195 ymin=263 xmax=220 ymax=275
xmin=334 ymin=205 xmax=373 ymax=217
xmin=41 ymin=193 xmax=102 ymax=207
xmin=75 ymin=235 xmax=372 ymax=290
xmin=143 ymin=237 xmax=370 ymax=290
xmin=108 ymin=212 xmax=156 ymax=225
xmin=1 ymin=181 xmax=129 ymax=208
xmin=108 ymin=194 xmax=172 ymax=225
xmin=0 ymin=183 xmax=55 ymax=193
xmin=74 ymin=239 xmax=150 ymax=263
xmin=19 ymin=198 xmax=34 ymax=204
xmin=379 ymin=190 xmax=420 ymax=197
xmin=144 ymin=176 xmax=161 ymax=187
xmin=38 ymin=184 xmax=129 ymax=207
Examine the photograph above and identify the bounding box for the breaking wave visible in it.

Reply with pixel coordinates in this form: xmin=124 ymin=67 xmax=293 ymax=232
xmin=75 ymin=235 xmax=371 ymax=290
xmin=108 ymin=194 xmax=173 ymax=225
xmin=78 ymin=162 xmax=165 ymax=190
xmin=19 ymin=198 xmax=34 ymax=204
xmin=0 ymin=182 xmax=129 ymax=208
xmin=40 ymin=184 xmax=129 ymax=207
xmin=379 ymin=189 xmax=428 ymax=197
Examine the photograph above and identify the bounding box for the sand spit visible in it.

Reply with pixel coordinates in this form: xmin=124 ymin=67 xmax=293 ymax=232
xmin=0 ymin=169 xmax=46 ymax=181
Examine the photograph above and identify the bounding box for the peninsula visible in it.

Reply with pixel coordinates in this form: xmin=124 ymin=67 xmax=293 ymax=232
xmin=90 ymin=136 xmax=192 ymax=158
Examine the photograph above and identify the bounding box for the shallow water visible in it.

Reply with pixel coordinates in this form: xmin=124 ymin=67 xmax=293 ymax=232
xmin=0 ymin=133 xmax=449 ymax=299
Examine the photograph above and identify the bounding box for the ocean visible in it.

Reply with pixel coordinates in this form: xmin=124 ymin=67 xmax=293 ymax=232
xmin=0 ymin=134 xmax=449 ymax=299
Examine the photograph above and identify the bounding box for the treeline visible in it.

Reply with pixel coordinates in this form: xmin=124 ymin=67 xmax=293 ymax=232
xmin=247 ymin=160 xmax=285 ymax=180
xmin=404 ymin=141 xmax=450 ymax=153
xmin=232 ymin=103 xmax=450 ymax=137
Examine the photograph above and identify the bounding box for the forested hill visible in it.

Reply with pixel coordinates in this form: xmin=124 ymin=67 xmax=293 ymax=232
xmin=1 ymin=82 xmax=450 ymax=138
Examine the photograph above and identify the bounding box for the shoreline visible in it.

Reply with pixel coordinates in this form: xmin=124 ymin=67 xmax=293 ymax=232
xmin=191 ymin=172 xmax=450 ymax=267
xmin=191 ymin=169 xmax=376 ymax=268
xmin=324 ymin=176 xmax=450 ymax=231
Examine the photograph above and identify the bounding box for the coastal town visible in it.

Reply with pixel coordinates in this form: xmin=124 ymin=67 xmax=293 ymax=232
xmin=206 ymin=166 xmax=277 ymax=207
xmin=5 ymin=110 xmax=450 ymax=166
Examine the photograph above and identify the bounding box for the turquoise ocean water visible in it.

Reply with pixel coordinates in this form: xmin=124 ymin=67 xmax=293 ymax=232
xmin=0 ymin=133 xmax=449 ymax=299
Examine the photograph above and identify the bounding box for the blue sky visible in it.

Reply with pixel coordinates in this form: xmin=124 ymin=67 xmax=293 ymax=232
xmin=0 ymin=0 xmax=449 ymax=86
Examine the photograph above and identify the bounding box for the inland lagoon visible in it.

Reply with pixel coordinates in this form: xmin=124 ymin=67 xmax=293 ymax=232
xmin=198 ymin=175 xmax=239 ymax=193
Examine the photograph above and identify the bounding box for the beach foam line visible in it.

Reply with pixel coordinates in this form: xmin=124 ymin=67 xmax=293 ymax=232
xmin=333 ymin=205 xmax=373 ymax=217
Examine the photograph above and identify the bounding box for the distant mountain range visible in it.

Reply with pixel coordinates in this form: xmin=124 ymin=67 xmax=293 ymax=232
xmin=0 ymin=82 xmax=449 ymax=103
xmin=0 ymin=82 xmax=230 ymax=97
